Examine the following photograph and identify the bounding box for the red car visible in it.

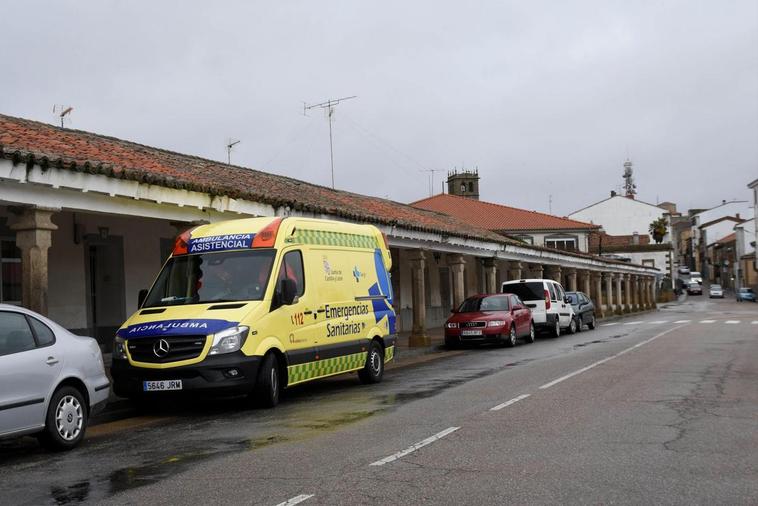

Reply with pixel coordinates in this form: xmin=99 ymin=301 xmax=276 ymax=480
xmin=445 ymin=293 xmax=535 ymax=348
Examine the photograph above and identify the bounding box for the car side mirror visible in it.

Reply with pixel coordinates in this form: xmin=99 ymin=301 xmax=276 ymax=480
xmin=138 ymin=289 xmax=148 ymax=307
xmin=564 ymin=295 xmax=571 ymax=303
xmin=279 ymin=279 xmax=298 ymax=306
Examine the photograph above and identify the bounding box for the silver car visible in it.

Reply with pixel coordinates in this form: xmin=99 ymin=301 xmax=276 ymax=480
xmin=0 ymin=305 xmax=109 ymax=451
xmin=709 ymin=284 xmax=724 ymax=298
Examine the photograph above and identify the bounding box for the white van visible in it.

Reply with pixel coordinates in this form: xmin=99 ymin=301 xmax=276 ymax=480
xmin=501 ymin=279 xmax=576 ymax=337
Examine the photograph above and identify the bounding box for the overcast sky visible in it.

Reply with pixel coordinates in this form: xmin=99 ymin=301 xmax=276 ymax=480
xmin=2 ymin=1 xmax=756 ymax=216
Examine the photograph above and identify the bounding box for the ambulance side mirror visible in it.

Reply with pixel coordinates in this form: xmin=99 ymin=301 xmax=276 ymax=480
xmin=279 ymin=279 xmax=298 ymax=306
xmin=138 ymin=289 xmax=148 ymax=308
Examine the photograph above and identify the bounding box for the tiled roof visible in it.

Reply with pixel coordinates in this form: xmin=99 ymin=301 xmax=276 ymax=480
xmin=716 ymin=232 xmax=736 ymax=245
xmin=411 ymin=193 xmax=599 ymax=232
xmin=0 ymin=114 xmax=515 ymax=245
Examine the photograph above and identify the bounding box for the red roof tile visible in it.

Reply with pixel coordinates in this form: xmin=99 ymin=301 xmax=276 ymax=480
xmin=0 ymin=114 xmax=515 ymax=245
xmin=411 ymin=193 xmax=599 ymax=232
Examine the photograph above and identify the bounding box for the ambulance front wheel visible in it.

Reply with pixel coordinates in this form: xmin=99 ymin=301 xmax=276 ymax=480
xmin=359 ymin=341 xmax=384 ymax=384
xmin=252 ymin=353 xmax=280 ymax=408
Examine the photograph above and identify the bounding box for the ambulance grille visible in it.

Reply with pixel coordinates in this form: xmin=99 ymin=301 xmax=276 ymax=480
xmin=127 ymin=335 xmax=207 ymax=364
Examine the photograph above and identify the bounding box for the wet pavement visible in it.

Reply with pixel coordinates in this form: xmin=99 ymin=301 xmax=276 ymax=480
xmin=1 ymin=296 xmax=756 ymax=505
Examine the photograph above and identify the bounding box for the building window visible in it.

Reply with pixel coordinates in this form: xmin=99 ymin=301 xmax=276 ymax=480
xmin=468 ymin=182 xmax=474 ymax=193
xmin=460 ymin=183 xmax=466 ymax=193
xmin=545 ymin=237 xmax=577 ymax=251
xmin=512 ymin=234 xmax=534 ymax=245
xmin=0 ymin=239 xmax=22 ymax=304
xmin=642 ymin=259 xmax=655 ymax=268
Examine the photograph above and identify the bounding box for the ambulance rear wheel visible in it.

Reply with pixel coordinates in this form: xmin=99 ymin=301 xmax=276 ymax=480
xmin=252 ymin=353 xmax=280 ymax=408
xmin=359 ymin=341 xmax=384 ymax=384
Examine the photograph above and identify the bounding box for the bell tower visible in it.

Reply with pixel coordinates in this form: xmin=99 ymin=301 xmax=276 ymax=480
xmin=447 ymin=169 xmax=480 ymax=200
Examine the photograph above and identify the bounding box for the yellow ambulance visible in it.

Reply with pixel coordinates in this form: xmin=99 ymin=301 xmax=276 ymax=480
xmin=111 ymin=217 xmax=396 ymax=407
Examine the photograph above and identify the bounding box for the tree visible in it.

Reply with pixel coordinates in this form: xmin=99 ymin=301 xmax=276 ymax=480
xmin=649 ymin=217 xmax=667 ymax=244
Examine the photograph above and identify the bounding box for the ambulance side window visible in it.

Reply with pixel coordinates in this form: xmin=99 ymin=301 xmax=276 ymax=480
xmin=279 ymin=250 xmax=305 ymax=297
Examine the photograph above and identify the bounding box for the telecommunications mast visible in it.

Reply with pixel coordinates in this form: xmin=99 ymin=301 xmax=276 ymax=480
xmin=622 ymin=159 xmax=637 ymax=197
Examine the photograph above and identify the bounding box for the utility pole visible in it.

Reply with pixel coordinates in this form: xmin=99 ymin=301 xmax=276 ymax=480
xmin=226 ymin=139 xmax=240 ymax=165
xmin=304 ymin=96 xmax=357 ymax=189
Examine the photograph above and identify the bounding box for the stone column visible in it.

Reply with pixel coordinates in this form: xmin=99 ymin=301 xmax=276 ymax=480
xmin=483 ymin=258 xmax=497 ymax=294
xmin=593 ymin=272 xmax=605 ymax=318
xmin=507 ymin=261 xmax=522 ymax=282
xmin=634 ymin=275 xmax=642 ymax=311
xmin=546 ymin=265 xmax=562 ymax=283
xmin=567 ymin=269 xmax=578 ymax=292
xmin=10 ymin=207 xmax=59 ymax=316
xmin=649 ymin=278 xmax=657 ymax=309
xmin=448 ymin=253 xmax=466 ymax=311
xmin=530 ymin=263 xmax=544 ymax=279
xmin=408 ymin=250 xmax=429 ymax=347
xmin=604 ymin=273 xmax=614 ymax=315
xmin=582 ymin=270 xmax=592 ymax=297
xmin=624 ymin=274 xmax=634 ymax=313
xmin=615 ymin=274 xmax=624 ymax=314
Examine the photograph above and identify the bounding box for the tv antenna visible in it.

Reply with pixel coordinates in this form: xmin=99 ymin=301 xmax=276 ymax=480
xmin=303 ymin=95 xmax=357 ymax=189
xmin=419 ymin=168 xmax=444 ymax=197
xmin=226 ymin=138 xmax=240 ymax=165
xmin=53 ymin=105 xmax=73 ymax=128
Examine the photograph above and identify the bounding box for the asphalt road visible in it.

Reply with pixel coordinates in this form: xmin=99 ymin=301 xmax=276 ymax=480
xmin=1 ymin=295 xmax=756 ymax=505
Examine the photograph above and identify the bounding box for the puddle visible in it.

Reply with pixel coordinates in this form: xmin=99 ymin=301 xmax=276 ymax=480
xmin=50 ymin=481 xmax=91 ymax=505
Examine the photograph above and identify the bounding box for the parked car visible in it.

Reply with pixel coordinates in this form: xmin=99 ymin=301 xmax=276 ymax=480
xmin=565 ymin=291 xmax=596 ymax=331
xmin=687 ymin=282 xmax=702 ymax=295
xmin=445 ymin=294 xmax=534 ymax=348
xmin=736 ymin=287 xmax=756 ymax=302
xmin=677 ymin=266 xmax=690 ymax=275
xmin=690 ymin=271 xmax=703 ymax=284
xmin=0 ymin=305 xmax=109 ymax=451
xmin=708 ymin=284 xmax=724 ymax=298
xmin=501 ymin=278 xmax=576 ymax=337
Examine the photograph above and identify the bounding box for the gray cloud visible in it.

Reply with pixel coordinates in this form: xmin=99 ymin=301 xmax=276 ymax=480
xmin=2 ymin=0 xmax=756 ymax=215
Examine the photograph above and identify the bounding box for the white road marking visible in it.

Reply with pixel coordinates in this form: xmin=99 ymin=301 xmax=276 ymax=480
xmin=752 ymin=321 xmax=758 ymax=325
xmin=673 ymin=320 xmax=691 ymax=323
xmin=623 ymin=321 xmax=643 ymax=325
xmin=648 ymin=321 xmax=668 ymax=324
xmin=370 ymin=427 xmax=460 ymax=466
xmin=699 ymin=320 xmax=716 ymax=323
xmin=275 ymin=494 xmax=314 ymax=506
xmin=490 ymin=394 xmax=531 ymax=411
xmin=602 ymin=322 xmax=619 ymax=326
xmin=538 ymin=326 xmax=685 ymax=390
xmin=725 ymin=320 xmax=740 ymax=324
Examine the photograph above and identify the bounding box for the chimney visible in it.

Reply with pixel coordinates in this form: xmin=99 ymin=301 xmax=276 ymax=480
xmin=610 ymin=190 xmax=617 ymax=197
xmin=632 ymin=232 xmax=640 ymax=245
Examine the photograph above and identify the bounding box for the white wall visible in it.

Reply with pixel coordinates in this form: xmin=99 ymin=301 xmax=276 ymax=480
xmin=569 ymin=196 xmax=669 ymax=241
xmin=47 ymin=212 xmax=176 ymax=331
xmin=701 ymin=219 xmax=740 ymax=246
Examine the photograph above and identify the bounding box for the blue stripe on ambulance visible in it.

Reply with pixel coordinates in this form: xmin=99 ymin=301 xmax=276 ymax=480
xmin=117 ymin=319 xmax=239 ymax=339
xmin=369 ymin=248 xmax=397 ymax=334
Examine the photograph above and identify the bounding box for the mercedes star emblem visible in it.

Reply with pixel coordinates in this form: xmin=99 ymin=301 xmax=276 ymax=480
xmin=153 ymin=339 xmax=170 ymax=358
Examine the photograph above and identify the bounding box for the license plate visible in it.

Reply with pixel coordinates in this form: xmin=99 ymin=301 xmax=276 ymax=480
xmin=143 ymin=380 xmax=183 ymax=392
xmin=461 ymin=329 xmax=483 ymax=336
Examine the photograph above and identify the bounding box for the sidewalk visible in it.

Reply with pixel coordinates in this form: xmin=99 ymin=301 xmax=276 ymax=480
xmin=388 ymin=326 xmax=463 ymax=370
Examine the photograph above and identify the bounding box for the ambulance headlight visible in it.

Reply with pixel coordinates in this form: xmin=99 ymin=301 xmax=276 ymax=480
xmin=209 ymin=326 xmax=249 ymax=355
xmin=113 ymin=337 xmax=128 ymax=360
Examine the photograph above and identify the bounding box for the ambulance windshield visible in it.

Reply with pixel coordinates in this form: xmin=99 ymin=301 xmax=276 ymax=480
xmin=143 ymin=249 xmax=276 ymax=307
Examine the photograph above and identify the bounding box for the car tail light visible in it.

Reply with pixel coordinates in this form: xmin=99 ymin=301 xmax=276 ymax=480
xmin=544 ymin=289 xmax=551 ymax=310
xmin=172 ymin=228 xmax=196 ymax=256
xmin=252 ymin=217 xmax=283 ymax=248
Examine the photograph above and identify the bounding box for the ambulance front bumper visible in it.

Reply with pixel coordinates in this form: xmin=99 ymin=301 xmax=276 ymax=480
xmin=111 ymin=352 xmax=261 ymax=398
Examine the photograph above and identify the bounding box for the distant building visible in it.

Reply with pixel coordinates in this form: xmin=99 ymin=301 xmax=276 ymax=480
xmin=734 ymin=218 xmax=756 ymax=290
xmin=411 ymin=193 xmax=599 ymax=253
xmin=689 ymin=200 xmax=753 ymax=281
xmin=568 ymin=192 xmax=675 ymax=279
xmin=446 ymin=169 xmax=480 ymax=199
xmin=749 ymin=179 xmax=758 ymax=277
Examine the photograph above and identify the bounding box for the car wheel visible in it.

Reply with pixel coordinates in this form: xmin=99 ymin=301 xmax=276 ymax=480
xmin=574 ymin=316 xmax=582 ymax=333
xmin=587 ymin=313 xmax=596 ymax=330
xmin=359 ymin=340 xmax=385 ymax=384
xmin=524 ymin=321 xmax=536 ymax=344
xmin=39 ymin=386 xmax=88 ymax=451
xmin=252 ymin=353 xmax=280 ymax=408
xmin=445 ymin=336 xmax=460 ymax=348
xmin=551 ymin=318 xmax=561 ymax=338
xmin=504 ymin=325 xmax=517 ymax=347
xmin=567 ymin=318 xmax=577 ymax=334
